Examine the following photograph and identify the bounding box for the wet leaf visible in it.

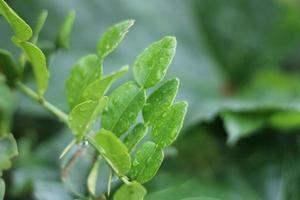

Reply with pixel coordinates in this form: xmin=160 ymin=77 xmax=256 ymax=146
xmin=124 ymin=123 xmax=148 ymax=152
xmin=0 ymin=0 xmax=32 ymax=41
xmin=66 ymin=54 xmax=102 ymax=108
xmin=152 ymin=101 xmax=188 ymax=148
xmin=133 ymin=36 xmax=176 ymax=88
xmin=113 ymin=182 xmax=147 ymax=200
xmin=97 ymin=20 xmax=134 ymax=60
xmin=130 ymin=141 xmax=163 ymax=183
xmin=88 ymin=129 xmax=131 ymax=176
xmin=143 ymin=78 xmax=179 ymax=126
xmin=56 ymin=10 xmax=76 ymax=49
xmin=102 ymin=81 xmax=146 ymax=137
xmin=68 ymin=97 xmax=108 ymax=141
xmin=83 ymin=65 xmax=129 ymax=101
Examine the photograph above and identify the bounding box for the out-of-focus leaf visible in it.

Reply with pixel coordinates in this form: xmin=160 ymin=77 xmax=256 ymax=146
xmin=269 ymin=111 xmax=300 ymax=130
xmin=88 ymin=129 xmax=131 ymax=176
xmin=0 ymin=134 xmax=18 ymax=173
xmin=221 ymin=112 xmax=266 ymax=145
xmin=130 ymin=141 xmax=163 ymax=183
xmin=0 ymin=49 xmax=20 ymax=86
xmin=133 ymin=36 xmax=177 ymax=89
xmin=124 ymin=123 xmax=148 ymax=152
xmin=31 ymin=10 xmax=48 ymax=44
xmin=83 ymin=65 xmax=129 ymax=101
xmin=68 ymin=97 xmax=108 ymax=141
xmin=56 ymin=10 xmax=76 ymax=49
xmin=102 ymin=81 xmax=146 ymax=137
xmin=0 ymin=79 xmax=14 ymax=137
xmin=152 ymin=102 xmax=188 ymax=148
xmin=143 ymin=78 xmax=179 ymax=126
xmin=0 ymin=0 xmax=32 ymax=41
xmin=66 ymin=54 xmax=102 ymax=108
xmin=87 ymin=157 xmax=100 ymax=196
xmin=113 ymin=182 xmax=147 ymax=200
xmin=34 ymin=181 xmax=72 ymax=200
xmin=19 ymin=42 xmax=49 ymax=96
xmin=97 ymin=19 xmax=134 ymax=60
xmin=0 ymin=178 xmax=4 ymax=200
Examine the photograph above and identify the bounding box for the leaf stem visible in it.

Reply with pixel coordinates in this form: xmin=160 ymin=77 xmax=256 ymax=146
xmin=17 ymin=81 xmax=69 ymax=124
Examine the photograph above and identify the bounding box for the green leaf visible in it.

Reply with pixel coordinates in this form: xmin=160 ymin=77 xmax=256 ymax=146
xmin=56 ymin=10 xmax=76 ymax=49
xmin=0 ymin=0 xmax=32 ymax=41
xmin=124 ymin=123 xmax=148 ymax=152
xmin=97 ymin=19 xmax=134 ymax=60
xmin=87 ymin=157 xmax=101 ymax=196
xmin=130 ymin=141 xmax=163 ymax=183
xmin=143 ymin=78 xmax=179 ymax=126
xmin=152 ymin=101 xmax=188 ymax=148
xmin=102 ymin=81 xmax=146 ymax=137
xmin=113 ymin=182 xmax=147 ymax=200
xmin=269 ymin=111 xmax=300 ymax=130
xmin=66 ymin=54 xmax=102 ymax=109
xmin=0 ymin=49 xmax=20 ymax=86
xmin=68 ymin=97 xmax=108 ymax=141
xmin=0 ymin=134 xmax=18 ymax=172
xmin=0 ymin=178 xmax=4 ymax=200
xmin=88 ymin=129 xmax=131 ymax=176
xmin=221 ymin=112 xmax=266 ymax=145
xmin=133 ymin=36 xmax=177 ymax=88
xmin=83 ymin=65 xmax=129 ymax=101
xmin=0 ymin=78 xmax=14 ymax=137
xmin=32 ymin=10 xmax=48 ymax=44
xmin=19 ymin=42 xmax=49 ymax=96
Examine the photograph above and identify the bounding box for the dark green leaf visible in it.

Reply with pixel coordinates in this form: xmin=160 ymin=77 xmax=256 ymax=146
xmin=152 ymin=101 xmax=188 ymax=148
xmin=66 ymin=54 xmax=102 ymax=108
xmin=32 ymin=10 xmax=48 ymax=44
xmin=0 ymin=49 xmax=20 ymax=86
xmin=0 ymin=134 xmax=18 ymax=172
xmin=0 ymin=0 xmax=32 ymax=41
xmin=102 ymin=81 xmax=146 ymax=137
xmin=56 ymin=10 xmax=76 ymax=49
xmin=68 ymin=97 xmax=108 ymax=141
xmin=133 ymin=36 xmax=176 ymax=88
xmin=124 ymin=123 xmax=148 ymax=152
xmin=19 ymin=42 xmax=49 ymax=96
xmin=113 ymin=182 xmax=147 ymax=200
xmin=221 ymin=112 xmax=266 ymax=145
xmin=88 ymin=129 xmax=131 ymax=176
xmin=97 ymin=19 xmax=134 ymax=60
xmin=143 ymin=78 xmax=179 ymax=126
xmin=83 ymin=65 xmax=129 ymax=101
xmin=130 ymin=141 xmax=163 ymax=183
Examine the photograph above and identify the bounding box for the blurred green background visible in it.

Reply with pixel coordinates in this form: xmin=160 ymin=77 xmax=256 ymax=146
xmin=1 ymin=0 xmax=300 ymax=199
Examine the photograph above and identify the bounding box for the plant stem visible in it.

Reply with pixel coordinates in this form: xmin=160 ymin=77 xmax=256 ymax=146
xmin=16 ymin=81 xmax=69 ymax=124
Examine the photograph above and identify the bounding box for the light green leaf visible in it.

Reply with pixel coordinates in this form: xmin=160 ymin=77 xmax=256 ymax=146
xmin=0 ymin=0 xmax=32 ymax=41
xmin=130 ymin=141 xmax=163 ymax=183
xmin=0 ymin=178 xmax=4 ymax=200
xmin=66 ymin=54 xmax=102 ymax=108
xmin=133 ymin=36 xmax=177 ymax=88
xmin=0 ymin=49 xmax=20 ymax=86
xmin=269 ymin=111 xmax=300 ymax=130
xmin=152 ymin=101 xmax=188 ymax=148
xmin=56 ymin=10 xmax=76 ymax=49
xmin=68 ymin=97 xmax=108 ymax=141
xmin=124 ymin=123 xmax=148 ymax=152
xmin=102 ymin=81 xmax=146 ymax=137
xmin=83 ymin=65 xmax=129 ymax=101
xmin=32 ymin=10 xmax=48 ymax=44
xmin=143 ymin=78 xmax=179 ymax=126
xmin=87 ymin=157 xmax=101 ymax=196
xmin=88 ymin=129 xmax=131 ymax=176
xmin=0 ymin=134 xmax=18 ymax=172
xmin=19 ymin=42 xmax=49 ymax=96
xmin=113 ymin=182 xmax=147 ymax=200
xmin=97 ymin=19 xmax=134 ymax=60
xmin=221 ymin=112 xmax=266 ymax=145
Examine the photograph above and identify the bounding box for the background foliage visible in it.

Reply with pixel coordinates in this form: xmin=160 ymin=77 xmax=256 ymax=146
xmin=1 ymin=0 xmax=300 ymax=199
